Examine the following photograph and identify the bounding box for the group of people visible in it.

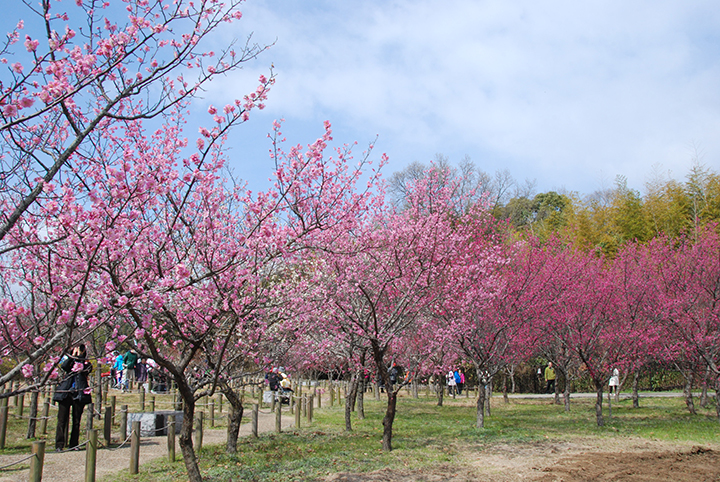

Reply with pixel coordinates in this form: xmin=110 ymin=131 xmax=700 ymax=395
xmin=52 ymin=344 xmax=169 ymax=451
xmin=446 ymin=369 xmax=465 ymax=396
xmin=266 ymin=367 xmax=293 ymax=392
xmin=110 ymin=349 xmax=167 ymax=393
xmin=265 ymin=367 xmax=293 ymax=403
xmin=542 ymin=362 xmax=621 ymax=395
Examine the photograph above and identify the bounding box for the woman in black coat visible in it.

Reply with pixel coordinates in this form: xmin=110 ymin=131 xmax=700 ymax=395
xmin=53 ymin=344 xmax=93 ymax=450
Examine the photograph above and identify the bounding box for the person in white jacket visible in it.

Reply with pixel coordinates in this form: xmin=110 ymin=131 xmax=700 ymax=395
xmin=609 ymin=368 xmax=620 ymax=394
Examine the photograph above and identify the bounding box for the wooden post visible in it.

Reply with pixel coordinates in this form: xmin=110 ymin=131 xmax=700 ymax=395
xmin=39 ymin=398 xmax=50 ymax=435
xmin=149 ymin=396 xmax=155 ymax=413
xmin=110 ymin=396 xmax=116 ymax=426
xmin=275 ymin=400 xmax=282 ymax=433
xmin=251 ymin=404 xmax=258 ymax=438
xmin=302 ymin=394 xmax=307 ymax=418
xmin=167 ymin=415 xmax=176 ymax=462
xmin=0 ymin=404 xmax=8 ymax=449
xmin=308 ymin=395 xmax=314 ymax=423
xmin=330 ymin=385 xmax=334 ymax=407
xmin=120 ymin=405 xmax=128 ymax=442
xmin=139 ymin=390 xmax=145 ymax=412
xmin=85 ymin=429 xmax=98 ymax=482
xmin=103 ymin=407 xmax=112 ymax=446
xmin=315 ymin=388 xmax=321 ymax=409
xmin=29 ymin=440 xmax=45 ymax=482
xmin=195 ymin=411 xmax=204 ymax=451
xmin=294 ymin=397 xmax=301 ymax=429
xmin=130 ymin=421 xmax=140 ymax=474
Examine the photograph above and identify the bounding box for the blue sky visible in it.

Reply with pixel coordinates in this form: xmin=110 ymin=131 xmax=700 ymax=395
xmin=5 ymin=1 xmax=720 ymax=198
xmin=207 ymin=0 xmax=720 ymax=197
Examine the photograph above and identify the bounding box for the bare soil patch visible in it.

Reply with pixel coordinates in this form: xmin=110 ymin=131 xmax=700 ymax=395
xmin=324 ymin=437 xmax=720 ymax=482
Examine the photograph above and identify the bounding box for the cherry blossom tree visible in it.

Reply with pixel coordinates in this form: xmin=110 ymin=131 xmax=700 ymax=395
xmin=448 ymin=238 xmax=549 ymax=427
xmin=0 ymin=0 xmax=271 ymax=389
xmin=1 ymin=0 xmax=268 ymax=241
xmin=651 ymin=230 xmax=720 ymax=420
xmin=304 ymin=172 xmax=501 ymax=450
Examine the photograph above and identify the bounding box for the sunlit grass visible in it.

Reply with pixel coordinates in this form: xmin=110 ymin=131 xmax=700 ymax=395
xmin=100 ymin=391 xmax=719 ymax=481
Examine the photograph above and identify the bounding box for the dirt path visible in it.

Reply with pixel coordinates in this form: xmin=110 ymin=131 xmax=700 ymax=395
xmin=0 ymin=406 xmax=290 ymax=482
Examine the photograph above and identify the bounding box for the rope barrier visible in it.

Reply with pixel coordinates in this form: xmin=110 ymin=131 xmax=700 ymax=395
xmin=0 ymin=453 xmax=35 ymax=471
xmin=100 ymin=431 xmax=134 ymax=451
xmin=53 ymin=440 xmax=89 ymax=454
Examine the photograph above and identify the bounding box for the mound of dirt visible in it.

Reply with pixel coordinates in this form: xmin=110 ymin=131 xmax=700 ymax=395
xmin=535 ymin=446 xmax=720 ymax=482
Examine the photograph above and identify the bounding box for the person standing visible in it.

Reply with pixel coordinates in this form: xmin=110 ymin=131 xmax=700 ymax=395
xmin=453 ymin=370 xmax=463 ymax=395
xmin=447 ymin=370 xmax=457 ymax=397
xmin=135 ymin=358 xmax=149 ymax=393
xmin=53 ymin=344 xmax=93 ymax=450
xmin=122 ymin=348 xmax=138 ymax=392
xmin=609 ymin=368 xmax=620 ymax=394
xmin=113 ymin=351 xmax=124 ymax=389
xmin=544 ymin=362 xmax=556 ymax=394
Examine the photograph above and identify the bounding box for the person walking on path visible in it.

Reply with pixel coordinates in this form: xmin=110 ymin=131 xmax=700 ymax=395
xmin=112 ymin=351 xmax=123 ymax=389
xmin=544 ymin=362 xmax=556 ymax=394
xmin=52 ymin=344 xmax=93 ymax=451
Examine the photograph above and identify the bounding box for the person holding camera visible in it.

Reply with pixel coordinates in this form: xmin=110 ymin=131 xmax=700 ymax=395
xmin=53 ymin=344 xmax=93 ymax=451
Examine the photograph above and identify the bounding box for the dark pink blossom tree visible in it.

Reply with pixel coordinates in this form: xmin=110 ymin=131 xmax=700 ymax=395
xmin=447 ymin=238 xmax=550 ymax=427
xmin=651 ymin=230 xmax=720 ymax=420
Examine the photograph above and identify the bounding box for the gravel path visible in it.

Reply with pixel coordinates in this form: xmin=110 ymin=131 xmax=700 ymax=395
xmin=0 ymin=406 xmax=291 ymax=482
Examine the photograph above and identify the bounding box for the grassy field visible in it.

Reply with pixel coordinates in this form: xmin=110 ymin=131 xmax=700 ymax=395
xmin=98 ymin=391 xmax=719 ymax=482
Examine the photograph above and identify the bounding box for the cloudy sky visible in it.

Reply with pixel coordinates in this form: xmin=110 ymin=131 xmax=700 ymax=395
xmin=207 ymin=0 xmax=719 ymax=197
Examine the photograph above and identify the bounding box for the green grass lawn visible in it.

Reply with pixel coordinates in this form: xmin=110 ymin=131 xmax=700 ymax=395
xmin=102 ymin=392 xmax=719 ymax=482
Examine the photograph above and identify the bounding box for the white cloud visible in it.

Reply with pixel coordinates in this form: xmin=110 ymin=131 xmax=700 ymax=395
xmin=207 ymin=0 xmax=720 ymax=195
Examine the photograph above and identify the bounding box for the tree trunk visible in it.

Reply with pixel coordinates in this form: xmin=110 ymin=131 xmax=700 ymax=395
xmin=632 ymin=369 xmax=640 ymax=409
xmin=357 ymin=378 xmax=365 ymax=420
xmin=700 ymin=365 xmax=710 ymax=408
xmin=345 ymin=372 xmax=360 ymax=432
xmin=476 ymin=383 xmax=486 ymax=428
xmin=222 ymin=387 xmax=243 ymax=454
xmin=435 ymin=374 xmax=444 ymax=407
xmin=502 ymin=372 xmax=509 ymax=404
xmin=684 ymin=372 xmax=697 ymax=415
xmin=381 ymin=390 xmax=397 ymax=451
xmin=554 ymin=375 xmax=561 ymax=405
xmin=563 ymin=382 xmax=571 ymax=412
xmin=177 ymin=382 xmax=200 ymax=482
xmin=715 ymin=376 xmax=720 ymax=423
xmin=595 ymin=383 xmax=604 ymax=427
xmin=349 ymin=373 xmax=359 ymax=413
xmin=484 ymin=379 xmax=491 ymax=417
xmin=509 ymin=365 xmax=516 ymax=393
xmin=26 ymin=390 xmax=38 ymax=439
